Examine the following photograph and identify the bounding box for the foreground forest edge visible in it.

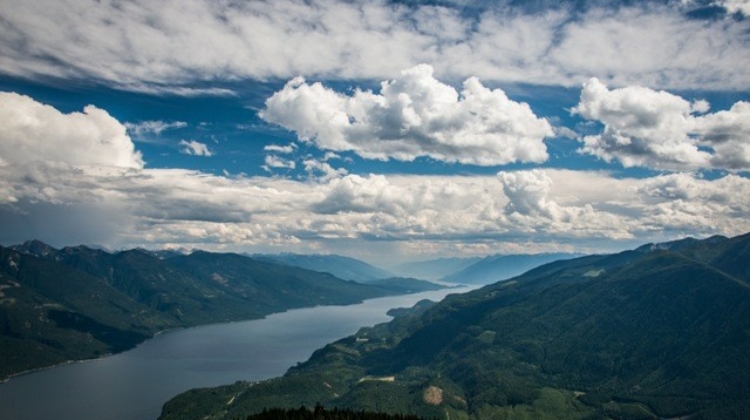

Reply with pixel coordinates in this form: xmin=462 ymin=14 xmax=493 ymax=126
xmin=158 ymin=232 xmax=750 ymax=420
xmin=0 ymin=241 xmax=446 ymax=380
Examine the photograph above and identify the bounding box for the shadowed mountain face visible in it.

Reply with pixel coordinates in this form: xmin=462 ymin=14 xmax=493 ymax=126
xmin=0 ymin=242 xmax=444 ymax=380
xmin=160 ymin=233 xmax=750 ymax=420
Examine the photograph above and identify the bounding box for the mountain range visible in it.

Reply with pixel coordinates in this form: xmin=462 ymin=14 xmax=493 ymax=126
xmin=440 ymin=252 xmax=580 ymax=284
xmin=392 ymin=258 xmax=482 ymax=281
xmin=252 ymin=253 xmax=395 ymax=283
xmin=159 ymin=232 xmax=750 ymax=420
xmin=0 ymin=241 xmax=445 ymax=380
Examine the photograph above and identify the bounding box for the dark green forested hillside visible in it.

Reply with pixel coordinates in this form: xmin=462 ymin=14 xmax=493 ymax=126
xmin=160 ymin=233 xmax=750 ymax=420
xmin=245 ymin=404 xmax=430 ymax=420
xmin=0 ymin=242 xmax=444 ymax=380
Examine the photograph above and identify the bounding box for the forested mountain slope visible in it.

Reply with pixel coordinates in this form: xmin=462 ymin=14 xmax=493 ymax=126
xmin=160 ymin=233 xmax=750 ymax=420
xmin=0 ymin=242 xmax=444 ymax=380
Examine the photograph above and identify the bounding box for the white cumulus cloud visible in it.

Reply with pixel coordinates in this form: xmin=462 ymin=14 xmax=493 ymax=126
xmin=0 ymin=91 xmax=143 ymax=169
xmin=693 ymin=101 xmax=750 ymax=170
xmin=261 ymin=64 xmax=552 ymax=166
xmin=496 ymin=169 xmax=620 ymax=237
xmin=572 ymin=78 xmax=750 ymax=171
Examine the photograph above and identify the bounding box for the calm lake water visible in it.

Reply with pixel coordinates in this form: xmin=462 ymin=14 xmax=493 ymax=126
xmin=0 ymin=287 xmax=471 ymax=420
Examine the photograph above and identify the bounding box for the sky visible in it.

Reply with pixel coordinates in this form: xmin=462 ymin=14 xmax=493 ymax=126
xmin=1 ymin=0 xmax=749 ymax=267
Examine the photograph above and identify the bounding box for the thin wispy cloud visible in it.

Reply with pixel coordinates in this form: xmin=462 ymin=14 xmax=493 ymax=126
xmin=126 ymin=120 xmax=187 ymax=137
xmin=264 ymin=143 xmax=297 ymax=154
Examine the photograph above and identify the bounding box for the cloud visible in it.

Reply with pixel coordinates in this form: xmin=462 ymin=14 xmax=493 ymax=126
xmin=636 ymin=172 xmax=750 ymax=233
xmin=261 ymin=64 xmax=552 ymax=166
xmin=0 ymin=91 xmax=143 ymax=169
xmin=264 ymin=143 xmax=297 ymax=154
xmin=0 ymin=0 xmax=747 ymax=92
xmin=716 ymin=0 xmax=750 ymax=15
xmin=178 ymin=139 xmax=213 ymax=156
xmin=499 ymin=170 xmax=556 ymax=217
xmin=263 ymin=155 xmax=296 ymax=171
xmin=1 ymin=92 xmax=749 ymax=264
xmin=496 ymin=169 xmax=627 ymax=238
xmin=693 ymin=101 xmax=750 ymax=170
xmin=572 ymin=78 xmax=750 ymax=171
xmin=1 ymin=158 xmax=749 ymax=261
xmin=125 ymin=120 xmax=187 ymax=138
xmin=302 ymin=159 xmax=348 ymax=182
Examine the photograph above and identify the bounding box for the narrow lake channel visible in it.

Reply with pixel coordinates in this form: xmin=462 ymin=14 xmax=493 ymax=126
xmin=0 ymin=287 xmax=471 ymax=420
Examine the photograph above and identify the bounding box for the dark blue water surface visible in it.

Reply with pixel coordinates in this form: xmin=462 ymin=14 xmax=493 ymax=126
xmin=0 ymin=287 xmax=471 ymax=420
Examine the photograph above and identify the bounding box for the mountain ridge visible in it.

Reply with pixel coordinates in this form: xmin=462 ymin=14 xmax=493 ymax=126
xmin=0 ymin=241 xmax=446 ymax=380
xmin=251 ymin=253 xmax=395 ymax=283
xmin=159 ymin=232 xmax=750 ymax=420
xmin=441 ymin=252 xmax=581 ymax=284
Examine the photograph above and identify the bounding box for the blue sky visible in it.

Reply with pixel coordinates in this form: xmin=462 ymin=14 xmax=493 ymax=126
xmin=0 ymin=0 xmax=749 ymax=266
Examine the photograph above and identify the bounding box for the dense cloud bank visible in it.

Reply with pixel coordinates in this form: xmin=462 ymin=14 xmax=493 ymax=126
xmin=2 ymin=91 xmax=749 ymax=262
xmin=0 ymin=0 xmax=748 ymax=92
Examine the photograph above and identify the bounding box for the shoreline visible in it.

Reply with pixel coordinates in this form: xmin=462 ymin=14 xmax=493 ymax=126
xmin=0 ymin=285 xmax=460 ymax=385
xmin=0 ymin=355 xmax=111 ymax=384
xmin=0 ymin=286 xmax=469 ymax=420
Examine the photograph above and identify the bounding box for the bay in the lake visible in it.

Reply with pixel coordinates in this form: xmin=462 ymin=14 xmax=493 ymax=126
xmin=0 ymin=286 xmax=471 ymax=420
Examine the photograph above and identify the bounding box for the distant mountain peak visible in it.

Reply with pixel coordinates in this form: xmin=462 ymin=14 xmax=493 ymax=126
xmin=9 ymin=239 xmax=58 ymax=258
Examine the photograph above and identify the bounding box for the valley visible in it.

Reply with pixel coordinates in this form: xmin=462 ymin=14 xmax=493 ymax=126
xmin=0 ymin=289 xmax=467 ymax=420
xmin=0 ymin=241 xmax=447 ymax=380
xmin=159 ymin=233 xmax=750 ymax=420
xmin=2 ymin=233 xmax=749 ymax=420
xmin=2 ymin=1 xmax=749 ymax=419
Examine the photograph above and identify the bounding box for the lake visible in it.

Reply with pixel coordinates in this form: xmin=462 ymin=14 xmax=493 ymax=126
xmin=0 ymin=286 xmax=472 ymax=420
